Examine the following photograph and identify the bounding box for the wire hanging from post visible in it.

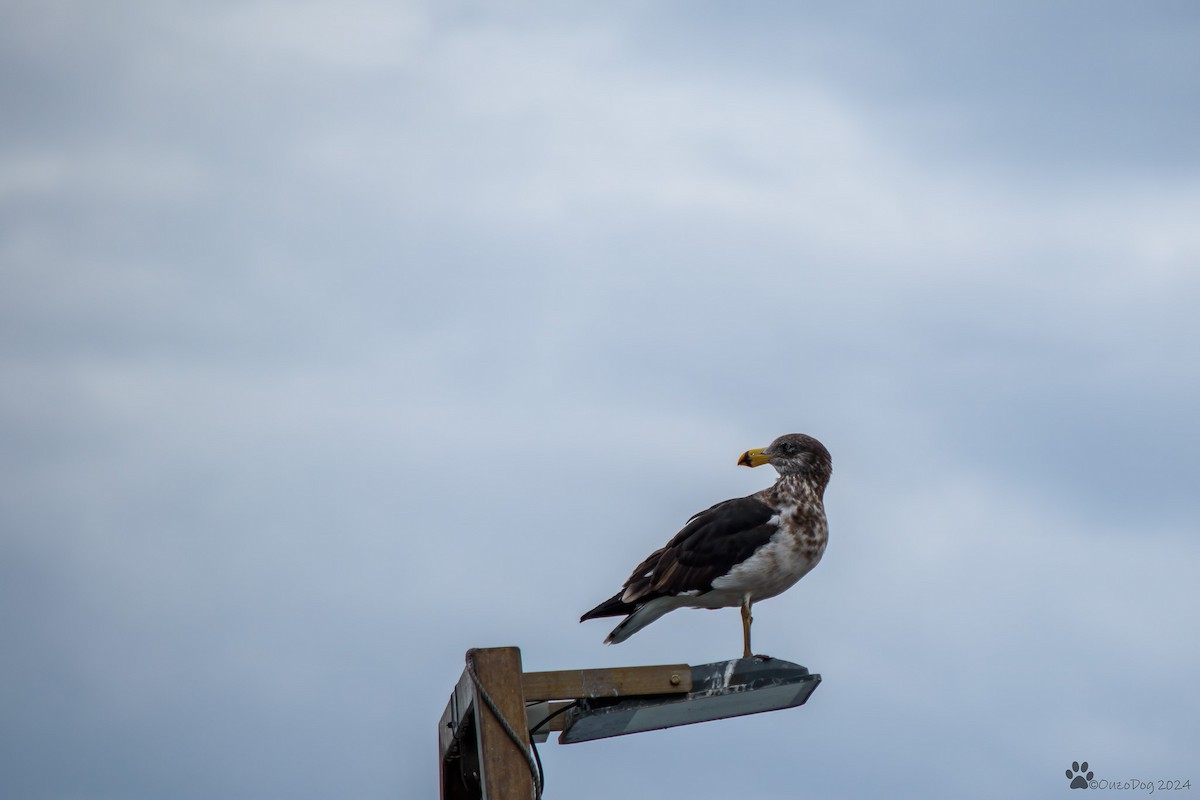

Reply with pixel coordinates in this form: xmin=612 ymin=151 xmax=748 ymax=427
xmin=527 ymin=700 xmax=579 ymax=793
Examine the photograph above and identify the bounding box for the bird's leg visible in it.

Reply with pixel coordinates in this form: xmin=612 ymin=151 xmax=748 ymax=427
xmin=740 ymin=596 xmax=753 ymax=659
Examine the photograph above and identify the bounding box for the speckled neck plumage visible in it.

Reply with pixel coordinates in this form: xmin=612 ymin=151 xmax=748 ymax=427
xmin=764 ymin=473 xmax=828 ymax=507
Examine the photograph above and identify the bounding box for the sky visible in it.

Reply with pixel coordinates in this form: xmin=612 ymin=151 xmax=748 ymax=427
xmin=2 ymin=1 xmax=1199 ymax=798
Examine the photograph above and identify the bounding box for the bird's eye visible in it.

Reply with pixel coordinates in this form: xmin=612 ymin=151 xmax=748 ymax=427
xmin=781 ymin=442 xmax=795 ymax=454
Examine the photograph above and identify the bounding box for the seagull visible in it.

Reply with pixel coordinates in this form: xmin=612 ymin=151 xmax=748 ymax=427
xmin=580 ymin=433 xmax=832 ymax=658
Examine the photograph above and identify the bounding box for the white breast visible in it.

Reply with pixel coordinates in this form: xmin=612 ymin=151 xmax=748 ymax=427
xmin=709 ymin=523 xmax=826 ymax=602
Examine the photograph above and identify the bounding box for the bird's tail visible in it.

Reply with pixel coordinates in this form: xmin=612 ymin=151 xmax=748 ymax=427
xmin=600 ymin=596 xmax=682 ymax=645
xmin=582 ymin=592 xmax=684 ymax=644
xmin=579 ymin=591 xmax=634 ymax=622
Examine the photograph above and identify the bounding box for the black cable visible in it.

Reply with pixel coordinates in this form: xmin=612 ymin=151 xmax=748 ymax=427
xmin=527 ymin=700 xmax=580 ymax=796
xmin=528 ymin=699 xmax=579 ymax=735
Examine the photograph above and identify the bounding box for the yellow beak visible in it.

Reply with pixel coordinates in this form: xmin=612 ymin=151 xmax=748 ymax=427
xmin=737 ymin=447 xmax=771 ymax=468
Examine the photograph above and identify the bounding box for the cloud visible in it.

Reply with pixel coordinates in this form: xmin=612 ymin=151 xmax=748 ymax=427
xmin=193 ymin=0 xmax=428 ymax=71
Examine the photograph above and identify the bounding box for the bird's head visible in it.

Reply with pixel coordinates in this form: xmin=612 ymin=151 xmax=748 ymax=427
xmin=738 ymin=433 xmax=832 ymax=484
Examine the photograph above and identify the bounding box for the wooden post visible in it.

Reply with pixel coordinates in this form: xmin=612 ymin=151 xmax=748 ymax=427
xmin=469 ymin=647 xmax=534 ymax=800
xmin=441 ymin=650 xmax=694 ymax=798
xmin=523 ymin=664 xmax=691 ymax=701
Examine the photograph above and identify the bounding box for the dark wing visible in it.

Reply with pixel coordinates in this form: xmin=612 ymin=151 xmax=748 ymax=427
xmin=579 ymin=496 xmax=777 ymax=622
xmin=622 ymin=496 xmax=777 ymax=604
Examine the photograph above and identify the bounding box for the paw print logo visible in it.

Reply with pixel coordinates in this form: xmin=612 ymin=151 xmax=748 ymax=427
xmin=1066 ymin=761 xmax=1093 ymax=789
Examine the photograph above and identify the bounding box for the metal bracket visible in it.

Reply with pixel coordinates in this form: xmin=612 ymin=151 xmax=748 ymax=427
xmin=558 ymin=656 xmax=821 ymax=744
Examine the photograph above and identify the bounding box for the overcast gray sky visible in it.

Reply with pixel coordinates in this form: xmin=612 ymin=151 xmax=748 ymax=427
xmin=2 ymin=1 xmax=1199 ymax=798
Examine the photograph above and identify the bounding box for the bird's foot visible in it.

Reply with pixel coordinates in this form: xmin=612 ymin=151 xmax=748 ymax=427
xmin=750 ymin=653 xmax=773 ymax=661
